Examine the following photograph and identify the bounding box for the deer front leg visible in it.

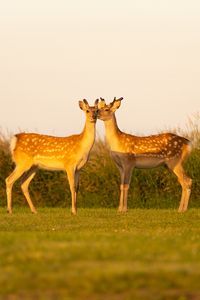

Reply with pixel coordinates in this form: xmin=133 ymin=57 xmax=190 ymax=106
xmin=66 ymin=168 xmax=77 ymax=215
xmin=118 ymin=166 xmax=133 ymax=213
xmin=118 ymin=184 xmax=124 ymax=212
xmin=122 ymin=166 xmax=133 ymax=212
xmin=119 ymin=184 xmax=130 ymax=213
xmin=6 ymin=166 xmax=30 ymax=213
xmin=74 ymin=170 xmax=80 ymax=208
xmin=118 ymin=166 xmax=125 ymax=212
xmin=122 ymin=184 xmax=130 ymax=212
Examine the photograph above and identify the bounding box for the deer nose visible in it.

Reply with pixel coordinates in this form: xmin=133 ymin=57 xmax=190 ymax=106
xmin=94 ymin=110 xmax=99 ymax=118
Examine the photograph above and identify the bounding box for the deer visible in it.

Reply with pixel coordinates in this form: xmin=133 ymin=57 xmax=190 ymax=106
xmin=6 ymin=99 xmax=99 ymax=215
xmin=97 ymin=97 xmax=192 ymax=213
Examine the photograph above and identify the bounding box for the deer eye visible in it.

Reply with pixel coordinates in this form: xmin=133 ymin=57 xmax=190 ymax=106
xmin=105 ymin=108 xmax=109 ymax=111
xmin=86 ymin=110 xmax=90 ymax=113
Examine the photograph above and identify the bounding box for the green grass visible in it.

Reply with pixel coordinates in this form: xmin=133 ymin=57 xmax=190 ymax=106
xmin=0 ymin=208 xmax=200 ymax=300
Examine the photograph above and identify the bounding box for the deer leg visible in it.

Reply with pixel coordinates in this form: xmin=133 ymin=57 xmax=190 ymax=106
xmin=171 ymin=164 xmax=192 ymax=212
xmin=6 ymin=165 xmax=31 ymax=213
xmin=66 ymin=168 xmax=77 ymax=215
xmin=118 ymin=167 xmax=128 ymax=212
xmin=122 ymin=167 xmax=133 ymax=212
xmin=118 ymin=184 xmax=124 ymax=212
xmin=74 ymin=170 xmax=80 ymax=208
xmin=118 ymin=168 xmax=125 ymax=212
xmin=121 ymin=184 xmax=130 ymax=212
xmin=117 ymin=165 xmax=133 ymax=213
xmin=182 ymin=177 xmax=192 ymax=211
xmin=20 ymin=166 xmax=38 ymax=213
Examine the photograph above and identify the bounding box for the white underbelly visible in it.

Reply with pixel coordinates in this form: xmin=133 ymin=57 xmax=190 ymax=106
xmin=34 ymin=158 xmax=65 ymax=171
xmin=111 ymin=151 xmax=165 ymax=169
xmin=134 ymin=156 xmax=165 ymax=169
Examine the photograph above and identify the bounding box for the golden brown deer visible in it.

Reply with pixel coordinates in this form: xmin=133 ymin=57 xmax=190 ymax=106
xmin=98 ymin=97 xmax=192 ymax=212
xmin=6 ymin=99 xmax=99 ymax=215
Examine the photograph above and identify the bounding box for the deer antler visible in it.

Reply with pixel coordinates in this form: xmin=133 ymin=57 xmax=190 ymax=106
xmin=113 ymin=97 xmax=123 ymax=102
xmin=99 ymin=98 xmax=106 ymax=108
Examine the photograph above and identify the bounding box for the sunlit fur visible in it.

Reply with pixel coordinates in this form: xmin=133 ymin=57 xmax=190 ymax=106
xmin=6 ymin=99 xmax=99 ymax=215
xmin=98 ymin=97 xmax=192 ymax=213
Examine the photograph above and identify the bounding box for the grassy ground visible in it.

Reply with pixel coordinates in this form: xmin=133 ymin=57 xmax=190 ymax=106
xmin=0 ymin=208 xmax=200 ymax=300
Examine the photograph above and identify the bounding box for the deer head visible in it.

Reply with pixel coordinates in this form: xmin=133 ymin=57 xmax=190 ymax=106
xmin=79 ymin=99 xmax=99 ymax=123
xmin=97 ymin=97 xmax=123 ymax=121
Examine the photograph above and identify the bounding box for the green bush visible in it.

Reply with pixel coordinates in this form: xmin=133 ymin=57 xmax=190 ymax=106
xmin=0 ymin=122 xmax=199 ymax=209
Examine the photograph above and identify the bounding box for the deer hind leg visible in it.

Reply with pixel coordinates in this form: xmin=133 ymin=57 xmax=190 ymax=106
xmin=6 ymin=165 xmax=31 ymax=213
xmin=20 ymin=166 xmax=38 ymax=213
xmin=171 ymin=163 xmax=192 ymax=212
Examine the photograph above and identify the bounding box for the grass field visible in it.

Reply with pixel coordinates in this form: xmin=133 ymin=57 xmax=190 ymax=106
xmin=0 ymin=208 xmax=200 ymax=300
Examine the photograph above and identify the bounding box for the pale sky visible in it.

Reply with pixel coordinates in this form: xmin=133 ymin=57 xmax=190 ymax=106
xmin=0 ymin=0 xmax=200 ymax=138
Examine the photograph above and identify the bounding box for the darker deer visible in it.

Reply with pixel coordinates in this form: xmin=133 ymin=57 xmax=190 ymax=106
xmin=98 ymin=97 xmax=192 ymax=212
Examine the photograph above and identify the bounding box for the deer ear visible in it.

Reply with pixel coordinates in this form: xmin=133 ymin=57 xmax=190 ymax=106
xmin=83 ymin=99 xmax=89 ymax=106
xmin=79 ymin=99 xmax=89 ymax=111
xmin=111 ymin=99 xmax=122 ymax=112
xmin=79 ymin=101 xmax=84 ymax=110
xmin=94 ymin=99 xmax=99 ymax=107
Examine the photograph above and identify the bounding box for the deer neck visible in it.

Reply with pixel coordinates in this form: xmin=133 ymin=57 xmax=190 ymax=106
xmin=81 ymin=120 xmax=96 ymax=150
xmin=103 ymin=114 xmax=121 ymax=150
